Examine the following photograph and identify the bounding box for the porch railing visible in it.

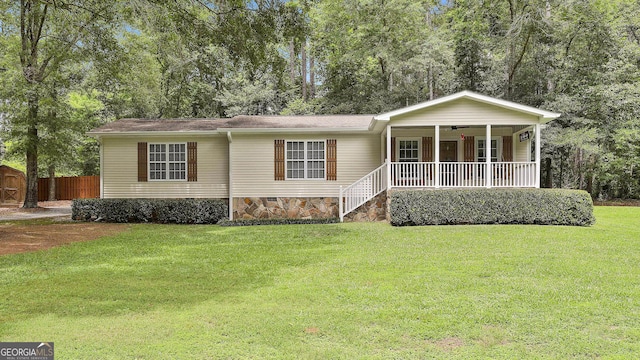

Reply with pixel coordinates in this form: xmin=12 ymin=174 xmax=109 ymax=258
xmin=491 ymin=162 xmax=536 ymax=187
xmin=339 ymin=161 xmax=537 ymax=221
xmin=339 ymin=163 xmax=387 ymax=222
xmin=391 ymin=162 xmax=436 ymax=187
xmin=390 ymin=162 xmax=537 ymax=188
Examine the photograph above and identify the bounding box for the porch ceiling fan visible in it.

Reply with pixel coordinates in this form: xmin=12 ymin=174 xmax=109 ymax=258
xmin=450 ymin=126 xmax=470 ymax=130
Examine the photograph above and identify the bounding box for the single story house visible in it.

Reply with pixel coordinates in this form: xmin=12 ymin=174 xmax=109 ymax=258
xmin=89 ymin=91 xmax=561 ymax=221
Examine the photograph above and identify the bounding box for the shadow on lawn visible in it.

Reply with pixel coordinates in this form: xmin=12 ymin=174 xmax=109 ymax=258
xmin=0 ymin=224 xmax=349 ymax=319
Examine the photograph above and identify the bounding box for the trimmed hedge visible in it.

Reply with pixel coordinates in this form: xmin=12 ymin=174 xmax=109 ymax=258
xmin=390 ymin=189 xmax=595 ymax=226
xmin=218 ymin=218 xmax=340 ymax=226
xmin=72 ymin=198 xmax=228 ymax=224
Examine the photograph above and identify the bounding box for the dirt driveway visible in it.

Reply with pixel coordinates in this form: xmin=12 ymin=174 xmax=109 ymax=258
xmin=0 ymin=201 xmax=128 ymax=255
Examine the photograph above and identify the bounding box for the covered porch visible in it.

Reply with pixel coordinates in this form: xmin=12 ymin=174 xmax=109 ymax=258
xmin=384 ymin=124 xmax=541 ymax=189
xmin=339 ymin=91 xmax=561 ymax=221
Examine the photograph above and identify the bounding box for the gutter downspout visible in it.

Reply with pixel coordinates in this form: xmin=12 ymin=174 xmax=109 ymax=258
xmin=227 ymin=131 xmax=233 ymax=220
xmin=98 ymin=136 xmax=104 ymax=198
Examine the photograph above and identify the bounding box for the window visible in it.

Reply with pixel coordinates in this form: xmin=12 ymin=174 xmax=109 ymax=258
xmin=477 ymin=138 xmax=499 ymax=162
xmin=286 ymin=141 xmax=325 ymax=179
xmin=398 ymin=139 xmax=420 ymax=162
xmin=149 ymin=143 xmax=186 ymax=180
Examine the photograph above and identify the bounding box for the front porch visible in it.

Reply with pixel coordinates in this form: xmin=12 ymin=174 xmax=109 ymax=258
xmin=338 ymin=91 xmax=561 ymax=221
xmin=340 ymin=123 xmax=543 ymax=221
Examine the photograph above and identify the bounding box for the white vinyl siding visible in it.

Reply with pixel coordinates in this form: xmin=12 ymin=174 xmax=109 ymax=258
xmin=101 ymin=136 xmax=228 ymax=198
xmin=515 ymin=136 xmax=531 ymax=162
xmin=390 ymin=98 xmax=540 ymax=126
xmin=232 ymin=133 xmax=380 ymax=197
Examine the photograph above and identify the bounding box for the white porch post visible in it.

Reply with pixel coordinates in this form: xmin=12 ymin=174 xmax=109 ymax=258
xmin=386 ymin=125 xmax=392 ymax=189
xmin=486 ymin=124 xmax=492 ymax=188
xmin=535 ymin=123 xmax=541 ymax=188
xmin=227 ymin=131 xmax=233 ymax=220
xmin=434 ymin=125 xmax=440 ymax=188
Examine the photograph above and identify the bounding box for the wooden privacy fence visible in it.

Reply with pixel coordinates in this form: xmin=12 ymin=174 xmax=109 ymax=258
xmin=38 ymin=175 xmax=100 ymax=201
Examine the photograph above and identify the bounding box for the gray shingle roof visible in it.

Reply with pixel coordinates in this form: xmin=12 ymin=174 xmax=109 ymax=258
xmin=89 ymin=115 xmax=375 ymax=134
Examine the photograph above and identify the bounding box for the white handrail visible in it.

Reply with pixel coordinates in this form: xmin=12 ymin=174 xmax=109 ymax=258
xmin=340 ymin=163 xmax=387 ymax=222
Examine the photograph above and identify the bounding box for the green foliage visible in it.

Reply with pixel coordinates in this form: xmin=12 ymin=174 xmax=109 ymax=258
xmin=2 ymin=0 xmax=640 ymax=201
xmin=72 ymin=198 xmax=228 ymax=224
xmin=390 ymin=189 xmax=595 ymax=226
xmin=218 ymin=217 xmax=339 ymax=226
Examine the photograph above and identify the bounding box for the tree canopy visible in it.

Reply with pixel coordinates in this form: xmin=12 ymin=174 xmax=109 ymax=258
xmin=1 ymin=0 xmax=639 ymax=203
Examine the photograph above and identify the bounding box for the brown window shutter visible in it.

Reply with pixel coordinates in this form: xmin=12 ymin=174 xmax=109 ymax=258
xmin=391 ymin=137 xmax=396 ymax=162
xmin=421 ymin=137 xmax=433 ymax=162
xmin=464 ymin=136 xmax=475 ymax=162
xmin=327 ymin=139 xmax=337 ymax=181
xmin=274 ymin=139 xmax=285 ymax=180
xmin=503 ymin=136 xmax=513 ymax=161
xmin=138 ymin=142 xmax=147 ymax=182
xmin=187 ymin=142 xmax=197 ymax=181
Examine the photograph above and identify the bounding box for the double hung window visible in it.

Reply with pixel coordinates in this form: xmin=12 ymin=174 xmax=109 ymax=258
xmin=149 ymin=143 xmax=186 ymax=180
xmin=477 ymin=138 xmax=498 ymax=162
xmin=398 ymin=140 xmax=420 ymax=162
xmin=286 ymin=141 xmax=325 ymax=179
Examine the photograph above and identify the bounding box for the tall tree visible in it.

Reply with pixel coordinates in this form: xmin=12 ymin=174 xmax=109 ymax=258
xmin=2 ymin=0 xmax=121 ymax=207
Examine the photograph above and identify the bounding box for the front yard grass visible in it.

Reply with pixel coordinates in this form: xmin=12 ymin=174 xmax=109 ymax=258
xmin=1 ymin=207 xmax=639 ymax=359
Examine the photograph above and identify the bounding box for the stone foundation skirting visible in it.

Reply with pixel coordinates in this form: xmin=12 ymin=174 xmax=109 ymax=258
xmin=343 ymin=191 xmax=388 ymax=222
xmin=233 ymin=197 xmax=339 ymax=220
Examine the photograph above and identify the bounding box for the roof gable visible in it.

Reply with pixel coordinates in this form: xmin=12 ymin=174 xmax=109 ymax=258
xmin=374 ymin=91 xmax=561 ymax=122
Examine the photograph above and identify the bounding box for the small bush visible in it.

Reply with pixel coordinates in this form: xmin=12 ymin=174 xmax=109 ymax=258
xmin=72 ymin=198 xmax=228 ymax=224
xmin=218 ymin=218 xmax=340 ymax=226
xmin=390 ymin=189 xmax=595 ymax=226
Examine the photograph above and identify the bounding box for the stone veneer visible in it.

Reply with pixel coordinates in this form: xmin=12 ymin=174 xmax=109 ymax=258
xmin=233 ymin=192 xmax=389 ymax=222
xmin=343 ymin=191 xmax=388 ymax=222
xmin=233 ymin=197 xmax=339 ymax=220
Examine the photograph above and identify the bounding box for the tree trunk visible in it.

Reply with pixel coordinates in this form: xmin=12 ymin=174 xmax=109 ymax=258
xmin=48 ymin=164 xmax=56 ymax=201
xmin=24 ymin=115 xmax=39 ymax=208
xmin=309 ymin=50 xmax=315 ymax=99
xmin=301 ymin=40 xmax=307 ymax=101
xmin=24 ymin=95 xmax=38 ymax=208
xmin=429 ymin=63 xmax=434 ymax=100
xmin=544 ymin=157 xmax=553 ymax=188
xmin=289 ymin=38 xmax=296 ymax=85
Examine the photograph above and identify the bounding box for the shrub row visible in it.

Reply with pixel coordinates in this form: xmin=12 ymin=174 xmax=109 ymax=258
xmin=72 ymin=198 xmax=228 ymax=224
xmin=218 ymin=218 xmax=339 ymax=226
xmin=390 ymin=189 xmax=595 ymax=226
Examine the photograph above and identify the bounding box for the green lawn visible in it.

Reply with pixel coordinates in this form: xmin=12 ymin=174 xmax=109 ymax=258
xmin=1 ymin=207 xmax=640 ymax=359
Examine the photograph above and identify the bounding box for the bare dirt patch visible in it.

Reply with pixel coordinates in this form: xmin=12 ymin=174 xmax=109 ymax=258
xmin=427 ymin=337 xmax=465 ymax=352
xmin=594 ymin=199 xmax=640 ymax=206
xmin=0 ymin=200 xmax=72 ymax=213
xmin=0 ymin=222 xmax=128 ymax=255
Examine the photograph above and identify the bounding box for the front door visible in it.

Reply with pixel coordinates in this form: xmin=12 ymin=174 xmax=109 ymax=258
xmin=440 ymin=141 xmax=457 ymax=162
xmin=440 ymin=141 xmax=458 ymax=186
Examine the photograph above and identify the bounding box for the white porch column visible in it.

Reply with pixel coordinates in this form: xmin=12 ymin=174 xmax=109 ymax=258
xmin=386 ymin=125 xmax=392 ymax=189
xmin=535 ymin=123 xmax=541 ymax=188
xmin=227 ymin=131 xmax=234 ymax=220
xmin=486 ymin=124 xmax=492 ymax=188
xmin=434 ymin=125 xmax=440 ymax=188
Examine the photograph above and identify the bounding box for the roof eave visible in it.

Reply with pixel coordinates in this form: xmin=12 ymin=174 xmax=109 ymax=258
xmin=87 ymin=127 xmax=373 ymax=137
xmin=87 ymin=130 xmax=224 ymax=137
xmin=222 ymin=127 xmax=371 ymax=134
